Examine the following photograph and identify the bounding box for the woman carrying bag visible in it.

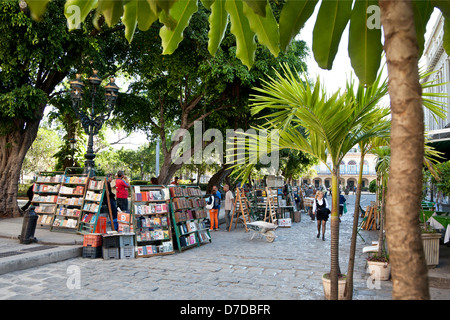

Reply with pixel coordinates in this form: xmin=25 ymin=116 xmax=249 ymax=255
xmin=207 ymin=185 xmax=221 ymax=231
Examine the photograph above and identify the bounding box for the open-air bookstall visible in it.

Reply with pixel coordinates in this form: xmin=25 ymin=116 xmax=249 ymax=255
xmin=78 ymin=175 xmax=109 ymax=234
xmin=131 ymin=185 xmax=175 ymax=257
xmin=32 ymin=171 xmax=64 ymax=228
xmin=169 ymin=185 xmax=211 ymax=252
xmin=52 ymin=168 xmax=88 ymax=232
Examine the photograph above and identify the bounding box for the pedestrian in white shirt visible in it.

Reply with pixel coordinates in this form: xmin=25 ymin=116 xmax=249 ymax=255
xmin=224 ymin=184 xmax=234 ymax=231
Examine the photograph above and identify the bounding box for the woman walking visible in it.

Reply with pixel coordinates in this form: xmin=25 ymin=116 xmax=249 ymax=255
xmin=313 ymin=191 xmax=329 ymax=241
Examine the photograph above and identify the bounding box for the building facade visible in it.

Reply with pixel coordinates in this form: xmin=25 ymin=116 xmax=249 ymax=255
xmin=300 ymin=146 xmax=378 ymax=190
xmin=422 ymin=12 xmax=450 ymax=135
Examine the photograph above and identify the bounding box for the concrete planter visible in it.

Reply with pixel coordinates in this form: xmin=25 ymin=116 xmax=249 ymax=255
xmin=322 ymin=274 xmax=347 ymax=300
xmin=367 ymin=260 xmax=391 ymax=281
xmin=421 ymin=232 xmax=441 ymax=267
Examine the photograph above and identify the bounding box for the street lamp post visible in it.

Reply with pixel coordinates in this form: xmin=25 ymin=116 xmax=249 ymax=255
xmin=70 ymin=71 xmax=119 ymax=177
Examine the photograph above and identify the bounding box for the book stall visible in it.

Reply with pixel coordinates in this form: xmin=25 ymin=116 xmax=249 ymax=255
xmin=169 ymin=185 xmax=211 ymax=252
xmin=31 ymin=171 xmax=214 ymax=260
xmin=32 ymin=168 xmax=111 ymax=234
xmin=130 ymin=185 xmax=175 ymax=257
xmin=32 ymin=171 xmax=64 ymax=228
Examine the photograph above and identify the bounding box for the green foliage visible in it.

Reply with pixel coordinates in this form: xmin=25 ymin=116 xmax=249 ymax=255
xmin=369 ymin=179 xmax=377 ymax=193
xmin=25 ymin=0 xmax=450 ymax=86
xmin=432 ymin=161 xmax=450 ymax=196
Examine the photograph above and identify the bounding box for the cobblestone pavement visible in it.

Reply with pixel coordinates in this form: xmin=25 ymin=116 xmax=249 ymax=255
xmin=0 ymin=193 xmax=447 ymax=302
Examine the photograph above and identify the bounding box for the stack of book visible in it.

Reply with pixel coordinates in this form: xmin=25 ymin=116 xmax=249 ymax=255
xmin=179 ymin=234 xmax=197 ymax=247
xmin=85 ymin=191 xmax=102 ymax=201
xmin=52 ymin=217 xmax=77 ymax=228
xmin=89 ymin=180 xmax=104 ymax=190
xmin=133 ymin=190 xmax=163 ymax=201
xmin=64 ymin=176 xmax=88 ymax=184
xmin=36 ymin=175 xmax=64 ymax=183
xmin=35 ymin=205 xmax=56 ymax=214
xmin=83 ymin=203 xmax=99 ymax=212
xmin=33 ymin=184 xmax=60 ymax=193
xmin=169 ymin=186 xmax=188 ymax=197
xmin=56 ymin=207 xmax=81 ymax=217
xmin=133 ymin=203 xmax=169 ymax=215
xmin=57 ymin=197 xmax=83 ymax=206
xmin=136 ymin=241 xmax=173 ymax=256
xmin=32 ymin=195 xmax=58 ymax=203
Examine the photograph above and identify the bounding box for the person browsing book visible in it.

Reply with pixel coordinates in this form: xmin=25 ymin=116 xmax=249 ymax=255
xmin=115 ymin=170 xmax=130 ymax=213
xmin=207 ymin=185 xmax=221 ymax=231
xmin=106 ymin=173 xmax=118 ymax=231
xmin=223 ymin=184 xmax=234 ymax=231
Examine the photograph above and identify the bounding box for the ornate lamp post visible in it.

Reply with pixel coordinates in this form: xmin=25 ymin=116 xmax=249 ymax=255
xmin=70 ymin=71 xmax=119 ymax=176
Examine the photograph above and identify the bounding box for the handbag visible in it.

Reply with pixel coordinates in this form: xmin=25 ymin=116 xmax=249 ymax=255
xmin=343 ymin=202 xmax=347 ymax=214
xmin=205 ymin=196 xmax=213 ymax=210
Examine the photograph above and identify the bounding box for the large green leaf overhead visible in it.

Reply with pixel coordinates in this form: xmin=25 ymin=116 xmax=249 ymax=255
xmin=25 ymin=0 xmax=450 ymax=85
xmin=160 ymin=0 xmax=198 ymax=54
xmin=312 ymin=0 xmax=352 ymax=70
xmin=348 ymin=0 xmax=382 ymax=86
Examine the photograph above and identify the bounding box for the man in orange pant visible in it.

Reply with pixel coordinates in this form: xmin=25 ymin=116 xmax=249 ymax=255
xmin=208 ymin=185 xmax=221 ymax=231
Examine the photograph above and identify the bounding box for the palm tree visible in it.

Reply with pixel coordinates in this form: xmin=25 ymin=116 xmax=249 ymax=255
xmin=238 ymin=63 xmax=390 ymax=299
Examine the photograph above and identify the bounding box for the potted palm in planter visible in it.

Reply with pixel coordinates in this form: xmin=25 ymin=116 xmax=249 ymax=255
xmin=366 ymin=147 xmax=391 ymax=281
xmin=322 ymin=272 xmax=347 ymax=300
xmin=421 ymin=224 xmax=441 ymax=268
xmin=367 ymin=253 xmax=391 ymax=281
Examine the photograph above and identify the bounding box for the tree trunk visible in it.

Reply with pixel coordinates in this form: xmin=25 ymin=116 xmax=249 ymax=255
xmin=206 ymin=164 xmax=234 ymax=194
xmin=377 ymin=177 xmax=386 ymax=256
xmin=379 ymin=0 xmax=429 ymax=300
xmin=329 ymin=170 xmax=340 ymax=300
xmin=344 ymin=152 xmax=365 ymax=300
xmin=0 ymin=116 xmax=42 ymax=217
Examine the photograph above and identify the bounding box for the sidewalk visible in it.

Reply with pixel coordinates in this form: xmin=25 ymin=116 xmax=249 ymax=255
xmin=0 ymin=216 xmax=83 ymax=275
xmin=1 ymin=197 xmax=448 ymax=300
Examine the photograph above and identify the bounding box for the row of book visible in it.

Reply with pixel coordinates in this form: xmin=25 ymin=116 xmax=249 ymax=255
xmin=134 ymin=203 xmax=169 ymax=215
xmin=85 ymin=191 xmax=102 ymax=201
xmin=56 ymin=207 xmax=81 ymax=217
xmin=37 ymin=215 xmax=54 ymax=225
xmin=133 ymin=190 xmax=165 ymax=201
xmin=169 ymin=186 xmax=202 ymax=197
xmin=64 ymin=176 xmax=88 ymax=184
xmin=179 ymin=220 xmax=209 ymax=235
xmin=81 ymin=213 xmax=98 ymax=224
xmin=136 ymin=216 xmax=169 ymax=228
xmin=173 ymin=208 xmax=208 ymax=222
xmin=135 ymin=229 xmax=170 ymax=242
xmin=83 ymin=203 xmax=99 ymax=212
xmin=57 ymin=197 xmax=83 ymax=206
xmin=36 ymin=175 xmax=64 ymax=183
xmin=89 ymin=180 xmax=104 ymax=190
xmin=32 ymin=195 xmax=58 ymax=203
xmin=172 ymin=197 xmax=206 ymax=210
xmin=198 ymin=230 xmax=211 ymax=242
xmin=35 ymin=205 xmax=56 ymax=213
xmin=52 ymin=218 xmax=77 ymax=228
xmin=60 ymin=185 xmax=84 ymax=195
xmin=136 ymin=242 xmax=173 ymax=256
xmin=179 ymin=234 xmax=197 ymax=247
xmin=33 ymin=184 xmax=59 ymax=193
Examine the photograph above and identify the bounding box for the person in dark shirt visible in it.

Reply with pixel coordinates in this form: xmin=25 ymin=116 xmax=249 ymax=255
xmin=106 ymin=173 xmax=118 ymax=231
